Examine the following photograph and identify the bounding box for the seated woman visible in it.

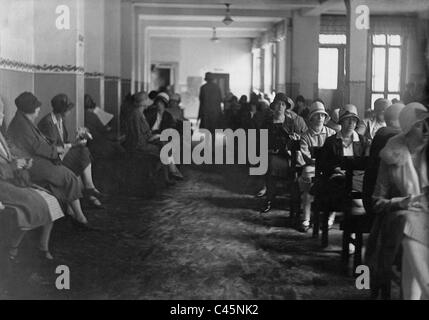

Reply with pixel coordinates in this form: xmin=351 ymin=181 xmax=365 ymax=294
xmin=318 ymin=104 xmax=369 ymax=224
xmin=0 ymin=111 xmax=64 ymax=261
xmin=123 ymin=91 xmax=182 ymax=184
xmin=144 ymin=92 xmax=176 ymax=135
xmin=368 ymin=102 xmax=429 ymax=300
xmin=84 ymin=94 xmax=125 ymax=161
xmin=37 ymin=94 xmax=103 ymax=209
xmin=297 ymin=101 xmax=336 ymax=232
xmin=7 ymin=92 xmax=91 ymax=229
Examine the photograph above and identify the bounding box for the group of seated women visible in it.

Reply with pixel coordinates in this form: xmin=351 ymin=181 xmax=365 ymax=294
xmin=1 ymin=91 xmax=110 ymax=267
xmin=256 ymin=91 xmax=429 ymax=299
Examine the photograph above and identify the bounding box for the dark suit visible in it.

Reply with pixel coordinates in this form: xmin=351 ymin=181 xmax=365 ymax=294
xmin=7 ymin=111 xmax=82 ymax=202
xmin=38 ymin=113 xmax=91 ymax=177
xmin=198 ymin=82 xmax=223 ymax=132
xmin=144 ymin=106 xmax=176 ymax=134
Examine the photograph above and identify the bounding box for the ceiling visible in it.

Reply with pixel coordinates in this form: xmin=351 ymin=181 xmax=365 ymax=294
xmin=133 ymin=0 xmax=429 ymax=39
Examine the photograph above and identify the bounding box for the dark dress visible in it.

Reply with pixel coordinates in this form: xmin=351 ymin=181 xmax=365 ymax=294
xmin=37 ymin=113 xmax=91 ymax=176
xmin=0 ymin=133 xmax=57 ymax=229
xmin=144 ymin=106 xmax=176 ymax=134
xmin=198 ymin=82 xmax=223 ymax=132
xmin=317 ymin=132 xmax=369 ymax=207
xmin=84 ymin=109 xmax=124 ymax=160
xmin=7 ymin=111 xmax=82 ymax=202
xmin=123 ymin=107 xmax=161 ymax=158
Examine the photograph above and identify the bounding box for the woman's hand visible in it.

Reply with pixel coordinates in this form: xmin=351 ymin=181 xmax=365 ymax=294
xmin=76 ymin=139 xmax=87 ymax=146
xmin=149 ymin=134 xmax=160 ymax=141
xmin=400 ymin=194 xmax=428 ymax=211
xmin=333 ymin=167 xmax=346 ymax=175
xmin=14 ymin=158 xmax=27 ymax=170
xmin=56 ymin=146 xmax=65 ymax=154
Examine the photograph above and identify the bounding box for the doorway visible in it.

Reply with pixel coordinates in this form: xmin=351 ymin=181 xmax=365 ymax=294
xmin=150 ymin=63 xmax=178 ymax=92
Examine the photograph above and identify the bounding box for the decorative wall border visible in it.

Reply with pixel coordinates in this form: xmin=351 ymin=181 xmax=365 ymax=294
xmin=0 ymin=58 xmax=84 ymax=74
xmin=105 ymin=75 xmax=121 ymax=81
xmin=84 ymin=71 xmax=105 ymax=78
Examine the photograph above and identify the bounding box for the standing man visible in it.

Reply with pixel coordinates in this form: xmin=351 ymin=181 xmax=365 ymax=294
xmin=198 ymin=72 xmax=223 ymax=133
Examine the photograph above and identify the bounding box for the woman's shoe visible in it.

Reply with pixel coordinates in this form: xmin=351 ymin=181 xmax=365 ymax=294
xmin=86 ymin=196 xmax=104 ymax=210
xmin=260 ymin=200 xmax=272 ymax=213
xmin=297 ymin=222 xmax=310 ymax=233
xmin=70 ymin=219 xmax=98 ymax=232
xmin=255 ymin=187 xmax=267 ymax=198
xmin=170 ymin=172 xmax=184 ymax=181
xmin=84 ymin=188 xmax=107 ymax=199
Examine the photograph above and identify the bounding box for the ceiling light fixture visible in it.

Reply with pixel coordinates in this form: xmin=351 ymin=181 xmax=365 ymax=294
xmin=210 ymin=27 xmax=220 ymax=43
xmin=222 ymin=3 xmax=233 ymax=26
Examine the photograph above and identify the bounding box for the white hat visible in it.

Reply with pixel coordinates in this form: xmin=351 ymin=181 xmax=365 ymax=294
xmin=308 ymin=101 xmax=329 ymax=121
xmin=399 ymin=102 xmax=429 ymax=134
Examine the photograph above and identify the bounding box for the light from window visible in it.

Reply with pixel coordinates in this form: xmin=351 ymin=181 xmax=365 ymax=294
xmin=372 ymin=34 xmax=386 ymax=45
xmin=318 ymin=48 xmax=338 ymax=90
xmin=387 ymin=93 xmax=401 ymax=102
xmin=372 ymin=48 xmax=385 ymax=92
xmin=388 ymin=48 xmax=401 ymax=92
xmin=319 ymin=34 xmax=347 ymax=45
xmin=388 ymin=35 xmax=401 ymax=46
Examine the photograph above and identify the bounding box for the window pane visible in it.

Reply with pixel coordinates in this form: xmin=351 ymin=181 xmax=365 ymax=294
xmin=319 ymin=34 xmax=347 ymax=45
xmin=318 ymin=48 xmax=339 ymax=90
xmin=372 ymin=34 xmax=386 ymax=45
xmin=388 ymin=35 xmax=401 ymax=46
xmin=371 ymin=93 xmax=385 ymax=108
xmin=252 ymin=49 xmax=261 ymax=91
xmin=387 ymin=94 xmax=401 ymax=102
xmin=372 ymin=47 xmax=386 ymax=92
xmin=388 ymin=48 xmax=401 ymax=92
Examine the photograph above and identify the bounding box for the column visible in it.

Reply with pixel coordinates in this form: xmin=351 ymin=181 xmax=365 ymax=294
xmin=104 ymin=0 xmax=121 ymax=130
xmin=291 ymin=11 xmax=320 ymax=100
xmin=276 ymin=35 xmax=287 ymax=93
xmin=33 ymin=0 xmax=85 ymax=133
xmin=121 ymin=0 xmax=133 ymax=101
xmin=345 ymin=0 xmax=368 ymax=117
xmin=84 ymin=0 xmax=105 ymax=109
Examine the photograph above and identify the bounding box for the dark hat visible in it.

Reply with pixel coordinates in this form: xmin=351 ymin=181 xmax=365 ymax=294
xmin=51 ymin=94 xmax=74 ymax=114
xmin=273 ymin=92 xmax=294 ymax=109
xmin=84 ymin=94 xmax=96 ymax=110
xmin=204 ymin=72 xmax=214 ymax=81
xmin=15 ymin=92 xmax=42 ymax=114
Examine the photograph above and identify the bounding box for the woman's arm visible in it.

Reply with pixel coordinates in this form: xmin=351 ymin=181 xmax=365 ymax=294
xmin=372 ymin=160 xmax=409 ymax=214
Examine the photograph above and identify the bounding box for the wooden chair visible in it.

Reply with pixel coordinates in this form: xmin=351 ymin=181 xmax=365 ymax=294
xmin=288 ymin=139 xmax=303 ymax=224
xmin=340 ymin=156 xmax=373 ymax=273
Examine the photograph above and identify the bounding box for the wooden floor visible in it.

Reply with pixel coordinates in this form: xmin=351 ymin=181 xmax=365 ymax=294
xmin=0 ymin=165 xmax=378 ymax=299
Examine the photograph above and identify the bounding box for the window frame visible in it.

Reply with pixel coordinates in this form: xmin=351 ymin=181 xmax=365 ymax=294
xmin=318 ymin=34 xmax=347 ymax=92
xmin=368 ymin=33 xmax=406 ymax=108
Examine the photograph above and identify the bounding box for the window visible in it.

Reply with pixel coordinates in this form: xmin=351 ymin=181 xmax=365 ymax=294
xmin=370 ymin=34 xmax=402 ymax=107
xmin=252 ymin=49 xmax=261 ymax=91
xmin=318 ymin=34 xmax=346 ymax=90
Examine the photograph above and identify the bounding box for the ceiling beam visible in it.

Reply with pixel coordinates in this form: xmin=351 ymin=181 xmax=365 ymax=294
xmin=135 ymin=6 xmax=292 ymax=18
xmin=140 ymin=18 xmax=274 ymax=30
xmin=147 ymin=27 xmax=262 ymax=38
xmin=301 ymin=0 xmax=343 ymax=16
xmin=133 ymin=0 xmax=319 ymax=10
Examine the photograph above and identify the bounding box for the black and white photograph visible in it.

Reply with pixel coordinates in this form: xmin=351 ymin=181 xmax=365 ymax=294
xmin=0 ymin=0 xmax=429 ymax=304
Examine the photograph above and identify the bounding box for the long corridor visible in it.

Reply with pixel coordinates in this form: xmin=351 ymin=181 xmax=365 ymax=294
xmin=1 ymin=165 xmax=371 ymax=300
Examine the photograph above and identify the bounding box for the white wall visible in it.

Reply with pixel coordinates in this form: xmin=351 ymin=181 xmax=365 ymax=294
xmin=150 ymin=37 xmax=252 ymax=118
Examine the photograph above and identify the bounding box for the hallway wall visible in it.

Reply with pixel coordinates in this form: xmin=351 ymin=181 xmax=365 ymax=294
xmin=0 ymin=0 xmax=35 ymax=126
xmin=150 ymin=37 xmax=252 ymax=119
